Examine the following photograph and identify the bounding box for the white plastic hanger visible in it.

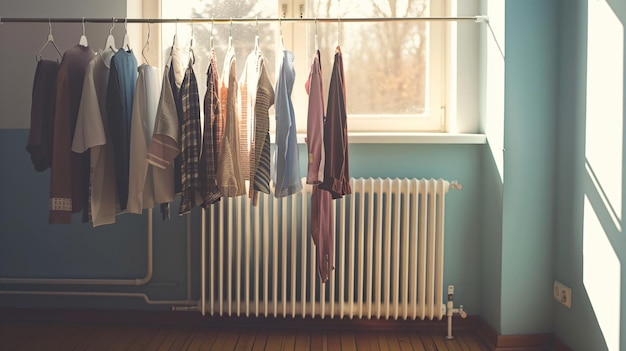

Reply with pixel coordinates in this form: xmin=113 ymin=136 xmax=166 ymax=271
xmin=37 ymin=19 xmax=63 ymax=61
xmin=278 ymin=17 xmax=284 ymax=50
xmin=122 ymin=18 xmax=130 ymax=51
xmin=188 ymin=19 xmax=195 ymax=65
xmin=169 ymin=19 xmax=178 ymax=57
xmin=78 ymin=17 xmax=88 ymax=46
xmin=142 ymin=21 xmax=151 ymax=65
xmin=103 ymin=17 xmax=117 ymax=51
xmin=336 ymin=17 xmax=341 ymax=49
xmin=254 ymin=16 xmax=260 ymax=53
xmin=210 ymin=18 xmax=215 ymax=50
xmin=228 ymin=17 xmax=233 ymax=49
xmin=314 ymin=18 xmax=319 ymax=51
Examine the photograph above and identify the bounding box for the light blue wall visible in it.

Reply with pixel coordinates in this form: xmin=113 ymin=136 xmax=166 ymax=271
xmin=499 ymin=0 xmax=559 ymax=334
xmin=478 ymin=0 xmax=504 ymax=333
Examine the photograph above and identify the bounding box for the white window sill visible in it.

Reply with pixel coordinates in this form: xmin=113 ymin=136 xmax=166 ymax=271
xmin=285 ymin=132 xmax=487 ymax=144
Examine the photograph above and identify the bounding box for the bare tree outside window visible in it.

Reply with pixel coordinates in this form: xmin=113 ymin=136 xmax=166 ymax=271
xmin=308 ymin=0 xmax=429 ymax=116
xmin=161 ymin=0 xmax=439 ymax=131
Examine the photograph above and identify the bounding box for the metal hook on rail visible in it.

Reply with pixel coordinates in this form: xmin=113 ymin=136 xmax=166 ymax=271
xmin=109 ymin=17 xmax=115 ymax=36
xmin=210 ymin=17 xmax=214 ymax=49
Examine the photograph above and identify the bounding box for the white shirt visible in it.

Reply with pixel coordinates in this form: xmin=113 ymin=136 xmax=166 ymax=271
xmin=71 ymin=48 xmax=118 ymax=226
xmin=127 ymin=64 xmax=160 ymax=214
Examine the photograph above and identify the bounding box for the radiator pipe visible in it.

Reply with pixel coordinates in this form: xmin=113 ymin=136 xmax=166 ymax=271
xmin=446 ymin=285 xmax=467 ymax=340
xmin=0 ymin=210 xmax=154 ymax=286
xmin=0 ymin=212 xmax=197 ymax=310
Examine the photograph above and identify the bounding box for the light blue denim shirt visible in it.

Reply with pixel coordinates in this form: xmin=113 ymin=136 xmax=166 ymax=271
xmin=273 ymin=50 xmax=302 ymax=198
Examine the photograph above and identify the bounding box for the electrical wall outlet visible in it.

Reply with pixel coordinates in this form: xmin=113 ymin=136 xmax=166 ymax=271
xmin=554 ymin=280 xmax=572 ymax=308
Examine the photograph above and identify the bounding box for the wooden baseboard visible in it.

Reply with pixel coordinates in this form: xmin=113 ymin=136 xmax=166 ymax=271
xmin=475 ymin=317 xmax=572 ymax=351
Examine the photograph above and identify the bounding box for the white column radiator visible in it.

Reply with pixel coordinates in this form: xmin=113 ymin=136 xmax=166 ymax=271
xmin=203 ymin=178 xmax=450 ymax=321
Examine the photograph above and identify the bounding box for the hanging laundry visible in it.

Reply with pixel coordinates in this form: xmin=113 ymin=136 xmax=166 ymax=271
xmin=306 ymin=49 xmax=333 ymax=282
xmin=305 ymin=49 xmax=325 ymax=185
xmin=71 ymin=48 xmax=118 ymax=226
xmin=320 ymin=47 xmax=351 ymax=199
xmin=127 ymin=63 xmax=160 ymax=215
xmin=273 ymin=50 xmax=302 ymax=198
xmin=240 ymin=47 xmax=263 ymax=202
xmin=237 ymin=53 xmax=253 ymax=182
xmin=27 ymin=59 xmax=58 ymax=172
xmin=146 ymin=50 xmax=181 ymax=219
xmin=200 ymin=48 xmax=222 ymax=207
xmin=106 ymin=48 xmax=138 ymax=211
xmin=178 ymin=58 xmax=203 ymax=215
xmin=169 ymin=41 xmax=185 ymax=197
xmin=217 ymin=45 xmax=246 ymax=197
xmin=311 ymin=185 xmax=334 ymax=283
xmin=250 ymin=55 xmax=274 ymax=205
xmin=49 ymin=45 xmax=95 ymax=224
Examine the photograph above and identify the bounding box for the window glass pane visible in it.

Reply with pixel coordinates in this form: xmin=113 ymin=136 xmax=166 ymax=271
xmin=307 ymin=0 xmax=430 ymax=116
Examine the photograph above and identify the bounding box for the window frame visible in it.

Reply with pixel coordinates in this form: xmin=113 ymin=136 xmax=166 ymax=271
xmin=144 ymin=0 xmax=480 ymax=138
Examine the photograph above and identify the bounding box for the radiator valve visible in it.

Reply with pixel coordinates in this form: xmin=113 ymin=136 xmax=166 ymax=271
xmin=446 ymin=285 xmax=467 ymax=340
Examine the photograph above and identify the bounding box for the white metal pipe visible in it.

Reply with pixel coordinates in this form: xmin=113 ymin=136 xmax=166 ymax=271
xmin=375 ymin=179 xmax=383 ymax=319
xmin=0 ymin=211 xmax=197 ymax=309
xmin=218 ymin=200 xmax=224 ymax=316
xmin=357 ymin=179 xmax=365 ymax=319
xmin=409 ymin=181 xmax=419 ymax=316
xmin=263 ymin=194 xmax=269 ymax=317
xmin=236 ymin=196 xmax=242 ymax=316
xmin=301 ymin=188 xmax=308 ymax=318
xmin=245 ymin=194 xmax=251 ymax=317
xmin=401 ymin=179 xmax=410 ymax=320
xmin=185 ymin=213 xmax=191 ymax=302
xmin=201 ymin=208 xmax=206 ymax=316
xmin=348 ymin=181 xmax=356 ymax=319
xmin=228 ymin=199 xmax=233 ymax=316
xmin=254 ymin=199 xmax=260 ymax=317
xmin=427 ymin=180 xmax=436 ymax=319
xmin=393 ymin=182 xmax=401 ymax=320
xmin=366 ymin=180 xmax=374 ymax=319
xmin=291 ymin=195 xmax=298 ymax=318
xmin=383 ymin=179 xmax=392 ymax=319
xmin=0 ymin=210 xmax=154 ymax=286
xmin=0 ymin=290 xmax=198 ymax=308
xmin=329 ymin=199 xmax=337 ymax=319
xmin=210 ymin=205 xmax=216 ymax=316
xmin=281 ymin=198 xmax=287 ymax=318
xmin=338 ymin=194 xmax=345 ymax=319
xmin=418 ymin=180 xmax=427 ymax=320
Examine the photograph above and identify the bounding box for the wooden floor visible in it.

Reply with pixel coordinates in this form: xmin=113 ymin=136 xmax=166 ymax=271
xmin=0 ymin=322 xmax=490 ymax=351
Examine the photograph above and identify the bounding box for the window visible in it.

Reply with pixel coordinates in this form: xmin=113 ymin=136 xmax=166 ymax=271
xmin=156 ymin=0 xmax=453 ymax=134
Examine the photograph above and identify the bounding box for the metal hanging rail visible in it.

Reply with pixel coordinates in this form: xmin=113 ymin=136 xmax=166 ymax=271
xmin=0 ymin=16 xmax=489 ymax=24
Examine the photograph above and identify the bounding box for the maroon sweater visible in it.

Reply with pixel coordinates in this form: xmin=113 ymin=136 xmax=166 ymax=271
xmin=49 ymin=45 xmax=94 ymax=224
xmin=320 ymin=47 xmax=351 ymax=199
xmin=27 ymin=59 xmax=59 ymax=172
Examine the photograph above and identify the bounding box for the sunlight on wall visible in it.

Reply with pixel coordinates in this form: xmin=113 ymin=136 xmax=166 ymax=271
xmin=584 ymin=196 xmax=621 ymax=351
xmin=584 ymin=1 xmax=624 ymax=350
xmin=485 ymin=0 xmax=505 ymax=182
xmin=585 ymin=0 xmax=623 ymax=232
